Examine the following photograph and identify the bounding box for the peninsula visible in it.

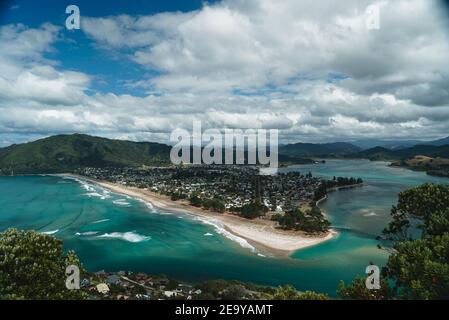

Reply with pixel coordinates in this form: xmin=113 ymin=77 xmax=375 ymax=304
xmin=62 ymin=165 xmax=362 ymax=255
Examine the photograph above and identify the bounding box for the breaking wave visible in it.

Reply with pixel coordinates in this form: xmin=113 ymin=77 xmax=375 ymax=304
xmin=75 ymin=231 xmax=99 ymax=236
xmin=66 ymin=177 xmax=111 ymax=200
xmin=113 ymin=199 xmax=131 ymax=207
xmin=194 ymin=217 xmax=256 ymax=252
xmin=363 ymin=212 xmax=378 ymax=217
xmin=360 ymin=209 xmax=378 ymax=217
xmin=41 ymin=229 xmax=59 ymax=235
xmin=96 ymin=232 xmax=151 ymax=243
xmin=92 ymin=219 xmax=110 ymax=224
xmin=137 ymin=199 xmax=172 ymax=215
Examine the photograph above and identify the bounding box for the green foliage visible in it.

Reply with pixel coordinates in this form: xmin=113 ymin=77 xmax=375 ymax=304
xmin=273 ymin=206 xmax=330 ymax=233
xmin=337 ymin=277 xmax=392 ymax=300
xmin=195 ymin=280 xmax=249 ymax=300
xmin=323 ymin=177 xmax=363 ymax=189
xmin=271 ymin=285 xmax=329 ymax=300
xmin=0 ymin=134 xmax=171 ymax=174
xmin=202 ymin=198 xmax=226 ymax=213
xmin=170 ymin=192 xmax=187 ymax=201
xmin=356 ymin=144 xmax=449 ymax=161
xmin=313 ymin=177 xmax=363 ymax=201
xmin=240 ymin=202 xmax=266 ymax=219
xmin=0 ymin=228 xmax=85 ymax=300
xmin=279 ymin=142 xmax=360 ymax=158
xmin=343 ymin=183 xmax=449 ymax=300
xmin=383 ymin=233 xmax=449 ymax=299
xmin=425 ymin=209 xmax=449 ymax=237
xmin=189 ymin=193 xmax=203 ymax=207
xmin=384 ymin=183 xmax=449 ymax=239
xmin=296 ymin=291 xmax=330 ymax=300
xmin=221 ymin=284 xmax=248 ymax=300
xmin=313 ymin=183 xmax=328 ymax=201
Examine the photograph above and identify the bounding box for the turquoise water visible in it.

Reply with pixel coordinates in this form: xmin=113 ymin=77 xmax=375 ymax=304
xmin=0 ymin=160 xmax=447 ymax=295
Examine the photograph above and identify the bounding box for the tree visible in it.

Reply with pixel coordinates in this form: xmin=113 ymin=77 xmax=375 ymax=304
xmin=271 ymin=285 xmax=329 ymax=300
xmin=383 ymin=183 xmax=449 ymax=240
xmin=341 ymin=183 xmax=449 ymax=300
xmin=274 ymin=207 xmax=330 ymax=233
xmin=337 ymin=277 xmax=392 ymax=300
xmin=170 ymin=192 xmax=182 ymax=201
xmin=296 ymin=291 xmax=330 ymax=300
xmin=240 ymin=202 xmax=266 ymax=219
xmin=221 ymin=285 xmax=247 ymax=300
xmin=202 ymin=198 xmax=225 ymax=213
xmin=189 ymin=192 xmax=203 ymax=207
xmin=313 ymin=182 xmax=327 ymax=201
xmin=0 ymin=228 xmax=85 ymax=300
xmin=383 ymin=233 xmax=449 ymax=299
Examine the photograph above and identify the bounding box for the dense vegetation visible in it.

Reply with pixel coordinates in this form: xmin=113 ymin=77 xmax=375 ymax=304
xmin=0 ymin=134 xmax=171 ymax=174
xmin=354 ymin=144 xmax=449 ymax=161
xmin=272 ymin=206 xmax=330 ymax=233
xmin=391 ymin=156 xmax=449 ymax=178
xmin=313 ymin=176 xmax=363 ymax=201
xmin=194 ymin=281 xmax=328 ymax=300
xmin=339 ymin=183 xmax=449 ymax=300
xmin=279 ymin=142 xmax=361 ymax=158
xmin=186 ymin=192 xmax=227 ymax=213
xmin=0 ymin=134 xmax=318 ymax=174
xmin=0 ymin=229 xmax=85 ymax=300
xmin=2 ymin=134 xmax=449 ymax=175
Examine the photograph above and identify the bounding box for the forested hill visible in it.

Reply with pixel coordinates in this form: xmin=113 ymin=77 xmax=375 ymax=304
xmin=0 ymin=134 xmax=172 ymax=174
xmin=354 ymin=144 xmax=449 ymax=160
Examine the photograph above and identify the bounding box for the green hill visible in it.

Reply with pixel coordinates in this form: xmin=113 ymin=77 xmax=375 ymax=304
xmin=352 ymin=146 xmax=397 ymax=160
xmin=354 ymin=144 xmax=449 ymax=160
xmin=279 ymin=142 xmax=360 ymax=158
xmin=0 ymin=134 xmax=171 ymax=174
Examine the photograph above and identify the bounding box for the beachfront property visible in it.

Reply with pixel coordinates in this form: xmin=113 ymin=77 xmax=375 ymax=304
xmin=75 ymin=165 xmax=324 ymax=213
xmin=80 ymin=270 xmax=265 ymax=300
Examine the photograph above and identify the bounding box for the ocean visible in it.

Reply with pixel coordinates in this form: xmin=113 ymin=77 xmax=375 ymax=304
xmin=0 ymin=159 xmax=447 ymax=295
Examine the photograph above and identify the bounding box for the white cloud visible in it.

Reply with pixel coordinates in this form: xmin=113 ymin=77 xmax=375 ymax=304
xmin=1 ymin=0 xmax=449 ymax=145
xmin=82 ymin=0 xmax=449 ymax=102
xmin=0 ymin=23 xmax=90 ymax=106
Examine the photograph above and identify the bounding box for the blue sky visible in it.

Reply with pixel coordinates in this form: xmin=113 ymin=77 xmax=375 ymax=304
xmin=0 ymin=0 xmax=219 ymax=97
xmin=1 ymin=0 xmax=449 ymax=147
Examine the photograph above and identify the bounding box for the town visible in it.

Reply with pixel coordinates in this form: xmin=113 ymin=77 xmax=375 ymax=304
xmin=76 ymin=165 xmax=324 ymax=213
xmin=75 ymin=269 xmax=328 ymax=300
xmin=75 ymin=165 xmax=363 ymax=230
xmin=78 ymin=270 xmax=266 ymax=300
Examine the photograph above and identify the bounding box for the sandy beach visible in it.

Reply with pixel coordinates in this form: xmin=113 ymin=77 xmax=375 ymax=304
xmin=61 ymin=174 xmax=336 ymax=256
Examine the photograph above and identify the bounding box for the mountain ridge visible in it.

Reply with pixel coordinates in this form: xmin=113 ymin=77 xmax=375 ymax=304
xmin=353 ymin=144 xmax=449 ymax=160
xmin=1 ymin=133 xmax=449 ymax=174
xmin=0 ymin=134 xmax=171 ymax=174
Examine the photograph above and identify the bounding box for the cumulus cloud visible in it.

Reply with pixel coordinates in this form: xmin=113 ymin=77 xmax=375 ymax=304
xmin=1 ymin=0 xmax=449 ymax=146
xmin=82 ymin=0 xmax=449 ymax=102
xmin=0 ymin=23 xmax=90 ymax=106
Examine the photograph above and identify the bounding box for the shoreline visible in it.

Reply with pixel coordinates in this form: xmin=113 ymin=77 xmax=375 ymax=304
xmin=389 ymin=163 xmax=449 ymax=179
xmin=326 ymin=182 xmax=366 ymax=193
xmin=59 ymin=174 xmax=336 ymax=257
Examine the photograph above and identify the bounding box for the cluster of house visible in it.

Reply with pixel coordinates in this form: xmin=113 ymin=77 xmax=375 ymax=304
xmin=259 ymin=172 xmax=322 ymax=211
xmin=76 ymin=165 xmax=324 ymax=212
xmin=82 ymin=270 xmax=202 ymax=300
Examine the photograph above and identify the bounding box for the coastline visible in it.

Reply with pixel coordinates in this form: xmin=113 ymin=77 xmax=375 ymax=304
xmin=389 ymin=163 xmax=449 ymax=179
xmin=59 ymin=174 xmax=336 ymax=257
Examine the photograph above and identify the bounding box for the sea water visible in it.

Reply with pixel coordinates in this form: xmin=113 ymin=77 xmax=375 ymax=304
xmin=0 ymin=160 xmax=447 ymax=295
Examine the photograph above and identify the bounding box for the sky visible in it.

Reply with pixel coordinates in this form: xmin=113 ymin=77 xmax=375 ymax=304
xmin=0 ymin=0 xmax=449 ymax=147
